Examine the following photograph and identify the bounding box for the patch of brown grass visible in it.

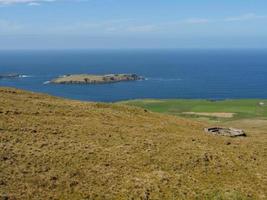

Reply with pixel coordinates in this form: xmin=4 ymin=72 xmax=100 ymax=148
xmin=182 ymin=112 xmax=235 ymax=118
xmin=0 ymin=87 xmax=266 ymax=200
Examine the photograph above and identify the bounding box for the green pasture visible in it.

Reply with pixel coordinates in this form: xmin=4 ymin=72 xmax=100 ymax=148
xmin=119 ymin=99 xmax=267 ymax=120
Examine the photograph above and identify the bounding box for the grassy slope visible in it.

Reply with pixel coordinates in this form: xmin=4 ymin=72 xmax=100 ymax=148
xmin=0 ymin=88 xmax=267 ymax=200
xmin=119 ymin=99 xmax=267 ymax=120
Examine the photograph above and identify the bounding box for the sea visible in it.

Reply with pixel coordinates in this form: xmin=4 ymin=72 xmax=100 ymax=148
xmin=0 ymin=49 xmax=267 ymax=102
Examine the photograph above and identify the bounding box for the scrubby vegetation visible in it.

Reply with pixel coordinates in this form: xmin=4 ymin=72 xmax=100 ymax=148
xmin=0 ymin=88 xmax=266 ymax=199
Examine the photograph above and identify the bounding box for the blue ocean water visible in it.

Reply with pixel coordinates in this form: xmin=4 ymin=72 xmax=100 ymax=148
xmin=0 ymin=49 xmax=267 ymax=102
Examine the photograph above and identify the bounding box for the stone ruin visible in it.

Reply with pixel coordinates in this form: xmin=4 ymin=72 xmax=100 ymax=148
xmin=204 ymin=127 xmax=246 ymax=137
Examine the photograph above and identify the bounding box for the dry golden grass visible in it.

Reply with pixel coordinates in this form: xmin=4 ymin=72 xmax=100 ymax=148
xmin=0 ymin=87 xmax=266 ymax=200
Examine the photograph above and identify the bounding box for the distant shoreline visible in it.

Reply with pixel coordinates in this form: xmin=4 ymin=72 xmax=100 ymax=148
xmin=0 ymin=73 xmax=21 ymax=79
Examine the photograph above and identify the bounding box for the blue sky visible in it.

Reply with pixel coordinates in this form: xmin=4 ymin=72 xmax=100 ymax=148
xmin=0 ymin=0 xmax=267 ymax=49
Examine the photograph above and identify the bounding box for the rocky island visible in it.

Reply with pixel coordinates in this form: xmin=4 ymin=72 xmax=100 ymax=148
xmin=50 ymin=73 xmax=144 ymax=84
xmin=0 ymin=73 xmax=20 ymax=79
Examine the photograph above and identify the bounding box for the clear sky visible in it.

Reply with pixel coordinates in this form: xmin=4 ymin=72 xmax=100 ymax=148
xmin=0 ymin=0 xmax=267 ymax=49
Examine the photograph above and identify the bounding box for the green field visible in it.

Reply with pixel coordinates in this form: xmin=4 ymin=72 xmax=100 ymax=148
xmin=119 ymin=99 xmax=267 ymax=121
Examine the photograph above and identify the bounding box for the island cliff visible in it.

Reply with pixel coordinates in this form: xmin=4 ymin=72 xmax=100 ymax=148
xmin=50 ymin=73 xmax=143 ymax=84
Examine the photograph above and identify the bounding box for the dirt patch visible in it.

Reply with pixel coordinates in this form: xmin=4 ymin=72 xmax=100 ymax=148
xmin=182 ymin=112 xmax=235 ymax=118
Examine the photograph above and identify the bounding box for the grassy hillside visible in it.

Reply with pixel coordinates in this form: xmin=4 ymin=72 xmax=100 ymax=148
xmin=119 ymin=99 xmax=267 ymax=121
xmin=1 ymin=88 xmax=266 ymax=200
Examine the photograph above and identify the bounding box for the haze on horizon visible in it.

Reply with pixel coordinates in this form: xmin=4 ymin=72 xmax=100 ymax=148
xmin=0 ymin=0 xmax=267 ymax=49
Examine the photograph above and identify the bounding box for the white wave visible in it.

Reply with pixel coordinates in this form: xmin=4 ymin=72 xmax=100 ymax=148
xmin=43 ymin=81 xmax=50 ymax=85
xmin=19 ymin=75 xmax=32 ymax=78
xmin=146 ymin=77 xmax=182 ymax=81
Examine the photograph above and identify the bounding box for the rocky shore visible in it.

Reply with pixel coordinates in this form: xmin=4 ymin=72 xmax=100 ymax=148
xmin=50 ymin=73 xmax=143 ymax=84
xmin=0 ymin=73 xmax=20 ymax=79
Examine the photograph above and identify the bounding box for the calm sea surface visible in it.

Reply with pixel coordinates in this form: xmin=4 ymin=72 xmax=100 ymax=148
xmin=0 ymin=49 xmax=267 ymax=102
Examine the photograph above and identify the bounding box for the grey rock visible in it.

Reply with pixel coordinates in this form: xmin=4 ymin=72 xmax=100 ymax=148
xmin=204 ymin=127 xmax=246 ymax=137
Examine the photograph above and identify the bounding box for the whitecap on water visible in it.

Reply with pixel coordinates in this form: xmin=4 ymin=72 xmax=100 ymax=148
xmin=43 ymin=81 xmax=50 ymax=85
xmin=19 ymin=75 xmax=32 ymax=78
xmin=146 ymin=77 xmax=182 ymax=81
